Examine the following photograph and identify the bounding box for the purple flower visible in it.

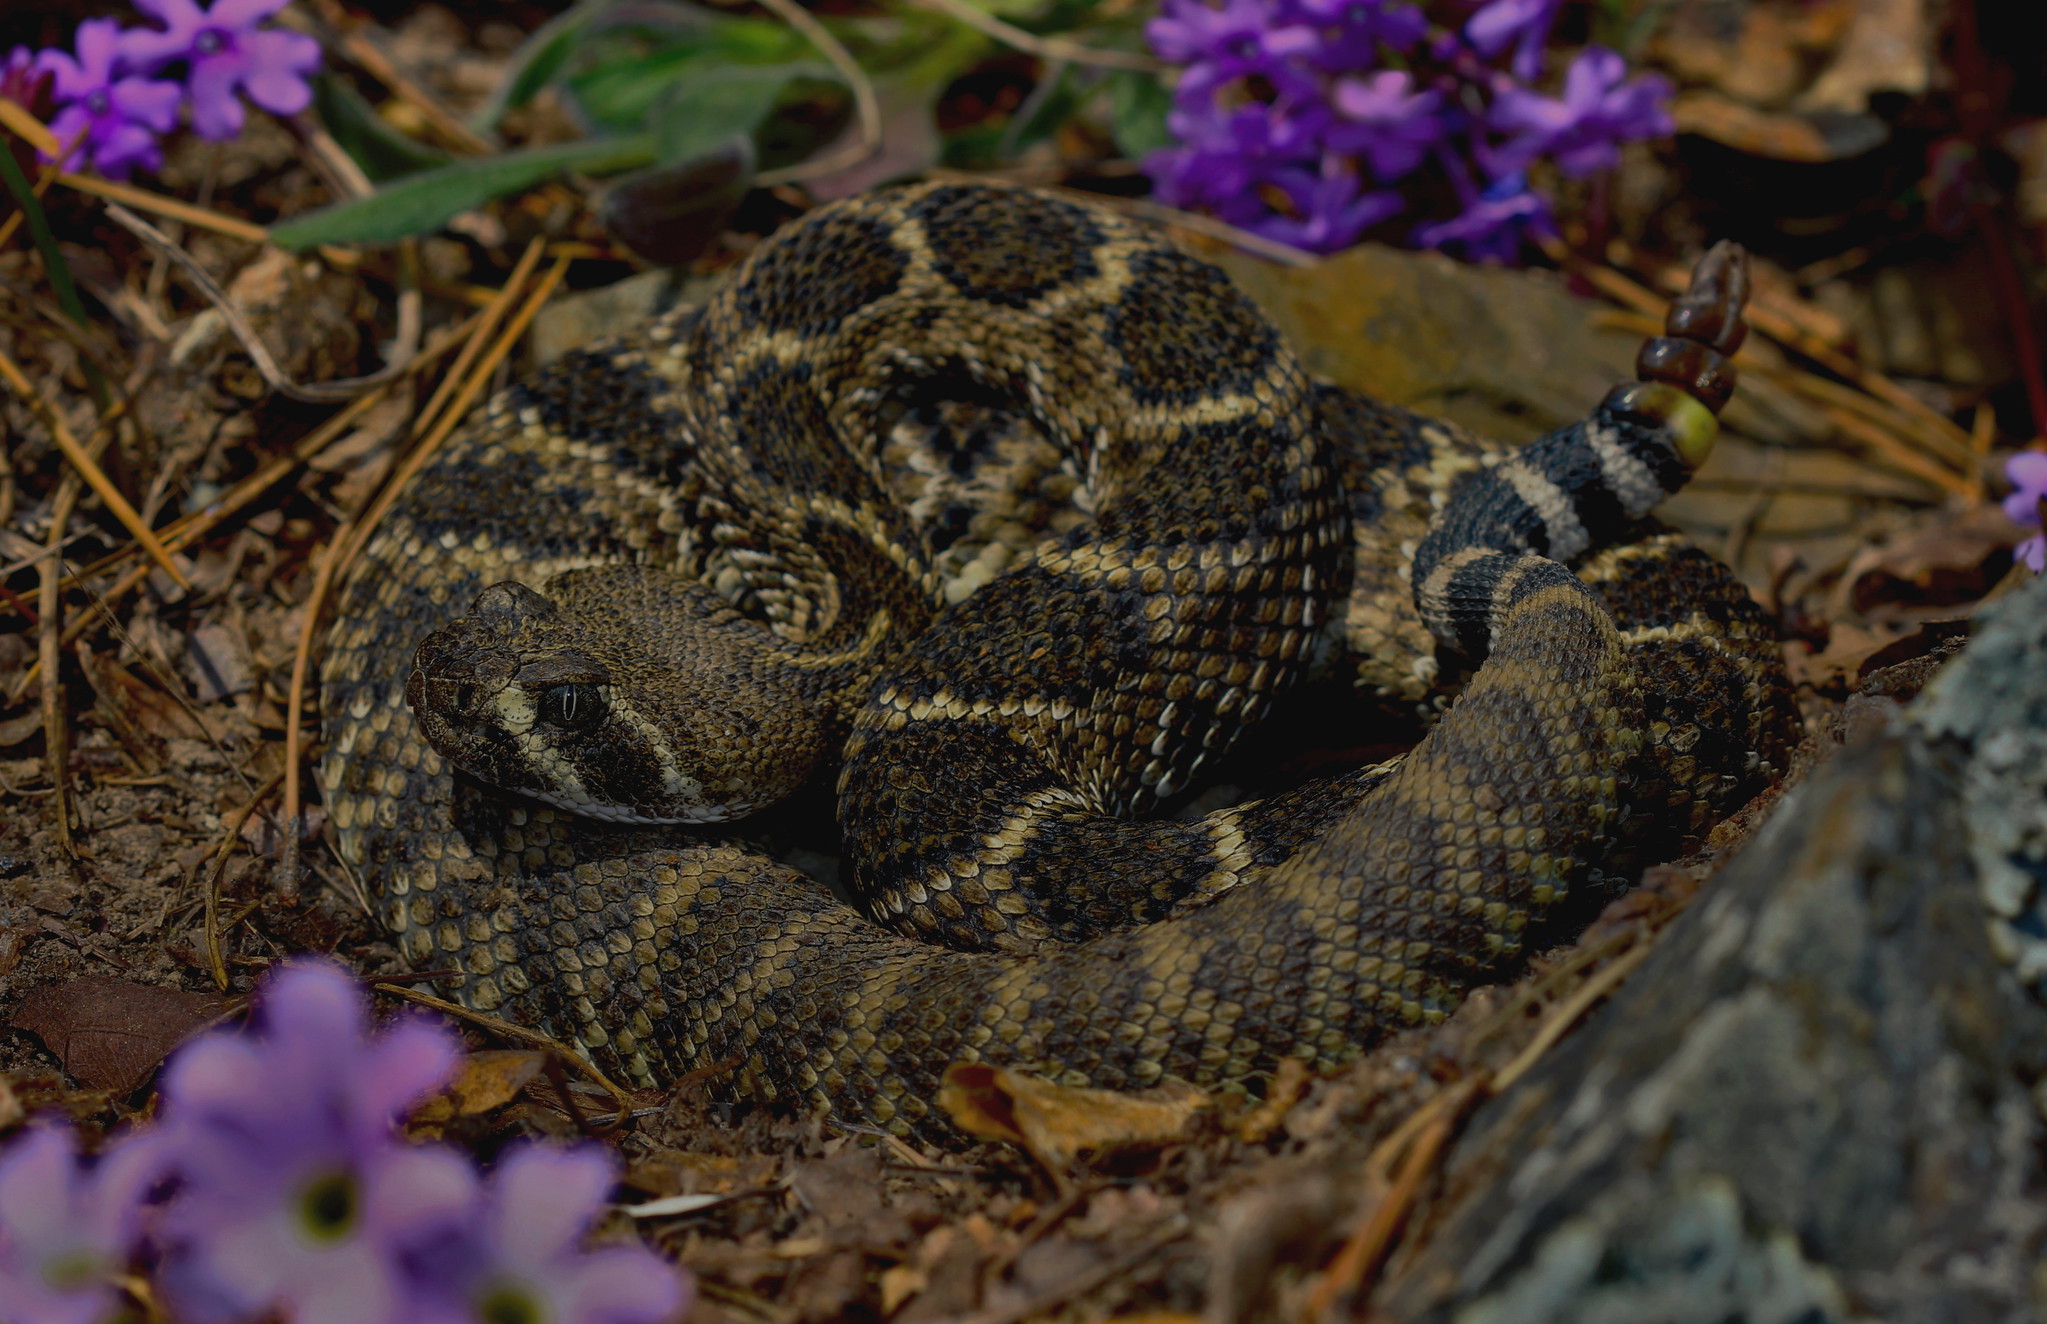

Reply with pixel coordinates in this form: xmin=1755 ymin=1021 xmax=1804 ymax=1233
xmin=2005 ymin=451 xmax=2047 ymax=573
xmin=410 ymin=1145 xmax=688 ymax=1324
xmin=2000 ymin=451 xmax=2047 ymax=526
xmin=1464 ymin=0 xmax=1563 ymax=82
xmin=123 ymin=0 xmax=321 ymax=142
xmin=1 ymin=45 xmax=55 ymax=114
xmin=1144 ymin=0 xmax=1677 ymax=261
xmin=1329 ymin=69 xmax=1451 ymax=180
xmin=1145 ymin=0 xmax=1272 ymax=66
xmin=0 ymin=1123 xmax=169 ymax=1324
xmin=1415 ymin=168 xmax=1555 ymax=262
xmin=1149 ymin=0 xmax=1323 ymax=108
xmin=1149 ymin=99 xmax=1325 ymax=227
xmin=152 ymin=961 xmax=470 ymax=1324
xmin=1288 ymin=0 xmax=1426 ymax=73
xmin=1255 ymin=160 xmax=1403 ymax=251
xmin=1487 ymin=44 xmax=1673 ymax=179
xmin=36 ymin=20 xmax=183 ymax=178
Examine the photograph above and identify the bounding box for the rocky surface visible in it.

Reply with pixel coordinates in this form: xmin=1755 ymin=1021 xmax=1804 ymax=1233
xmin=1371 ymin=571 xmax=2047 ymax=1322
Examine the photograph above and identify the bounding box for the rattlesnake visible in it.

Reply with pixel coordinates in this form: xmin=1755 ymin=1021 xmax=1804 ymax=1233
xmin=321 ymin=183 xmax=1795 ymax=1138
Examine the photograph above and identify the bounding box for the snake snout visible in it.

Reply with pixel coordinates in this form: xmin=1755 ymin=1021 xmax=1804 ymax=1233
xmin=406 ymin=627 xmax=515 ymax=724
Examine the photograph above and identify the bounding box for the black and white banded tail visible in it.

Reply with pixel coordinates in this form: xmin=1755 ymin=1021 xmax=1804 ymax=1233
xmin=1413 ymin=243 xmax=1751 ymax=658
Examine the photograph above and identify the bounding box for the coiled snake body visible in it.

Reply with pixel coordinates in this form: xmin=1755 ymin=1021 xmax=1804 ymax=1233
xmin=322 ymin=184 xmax=1794 ymax=1138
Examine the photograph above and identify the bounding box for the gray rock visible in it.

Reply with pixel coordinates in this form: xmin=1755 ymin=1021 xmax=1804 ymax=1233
xmin=1373 ymin=572 xmax=2047 ymax=1323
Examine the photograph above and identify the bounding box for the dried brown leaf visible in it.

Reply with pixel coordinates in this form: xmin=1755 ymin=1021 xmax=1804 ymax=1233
xmin=789 ymin=1144 xmax=889 ymax=1233
xmin=0 ymin=1074 xmax=23 ymax=1131
xmin=938 ymin=1063 xmax=1209 ymax=1170
xmin=9 ymin=977 xmax=229 ymax=1093
xmin=1233 ymin=1058 xmax=1312 ymax=1144
xmin=1669 ymin=92 xmax=1839 ymax=163
xmin=185 ymin=621 xmax=256 ymax=703
xmin=0 ymin=708 xmax=43 ymax=749
xmin=1797 ymin=0 xmax=1929 ymax=114
xmin=408 ymin=1048 xmax=547 ymax=1132
xmin=81 ymin=654 xmax=208 ymax=743
xmin=1652 ymin=0 xmax=1851 ymax=105
xmin=623 ymin=1148 xmax=769 ymax=1198
xmin=1835 ymin=504 xmax=2023 ymax=619
xmin=892 ymin=1221 xmax=999 ymax=1324
xmin=1788 ymin=622 xmax=1909 ymax=694
xmin=879 ymin=1262 xmax=926 ymax=1316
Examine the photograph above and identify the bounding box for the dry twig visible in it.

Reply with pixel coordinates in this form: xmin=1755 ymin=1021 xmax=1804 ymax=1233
xmin=201 ymin=772 xmax=287 ymax=992
xmin=39 ymin=311 xmax=477 ymax=611
xmin=410 ymin=237 xmax=544 ymax=442
xmin=101 ymin=203 xmax=422 ymax=402
xmin=0 ymin=344 xmax=189 ymax=588
xmin=752 ymin=0 xmax=883 ymax=187
xmin=1299 ymin=1079 xmax=1479 ymax=1323
xmin=1821 ymin=405 xmax=1973 ymax=498
xmin=1102 ymin=192 xmax=1319 ymax=267
xmin=372 ymin=983 xmax=635 ymax=1126
xmin=1298 ymin=929 xmax=1660 ymax=1318
xmin=280 ymin=255 xmax=569 ymax=842
xmin=57 ymin=172 xmax=269 ymax=244
xmin=303 ymin=0 xmax=497 ymax=156
xmin=38 ymin=474 xmax=84 ymax=856
xmin=911 ymin=0 xmax=1162 ymax=70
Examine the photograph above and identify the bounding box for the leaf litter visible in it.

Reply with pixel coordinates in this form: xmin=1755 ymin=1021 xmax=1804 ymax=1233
xmin=2 ymin=1 xmax=2044 ymax=1320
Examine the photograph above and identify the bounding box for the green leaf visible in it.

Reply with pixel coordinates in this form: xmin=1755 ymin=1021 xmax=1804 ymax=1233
xmin=268 ymin=136 xmax=656 ymax=249
xmin=649 ymin=62 xmax=821 ymax=164
xmin=0 ymin=139 xmax=87 ymax=328
xmin=467 ymin=0 xmax=612 ymax=135
xmin=0 ymin=136 xmax=110 ymax=407
xmin=947 ymin=0 xmax=1053 ymax=21
xmin=312 ymin=74 xmax=453 ymax=182
xmin=1106 ymin=68 xmax=1174 ymax=159
xmin=562 ymin=15 xmax=807 ymax=135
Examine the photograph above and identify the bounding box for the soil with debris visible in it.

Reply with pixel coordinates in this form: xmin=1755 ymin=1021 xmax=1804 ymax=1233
xmin=4 ymin=1 xmax=2047 ymax=1320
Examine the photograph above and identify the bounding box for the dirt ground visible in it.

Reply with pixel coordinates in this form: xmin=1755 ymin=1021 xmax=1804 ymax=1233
xmin=3 ymin=2 xmax=2044 ymax=1320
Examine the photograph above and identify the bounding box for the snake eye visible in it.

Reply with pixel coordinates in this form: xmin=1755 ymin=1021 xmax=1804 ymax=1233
xmin=538 ymin=683 xmax=605 ymax=732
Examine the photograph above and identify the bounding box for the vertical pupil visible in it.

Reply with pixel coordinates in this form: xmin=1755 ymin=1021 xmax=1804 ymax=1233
xmin=557 ymin=689 xmax=577 ymax=722
xmin=299 ymin=1171 xmax=358 ymax=1241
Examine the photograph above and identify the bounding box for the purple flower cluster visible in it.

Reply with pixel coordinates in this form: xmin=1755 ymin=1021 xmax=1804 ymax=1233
xmin=0 ymin=962 xmax=688 ymax=1324
xmin=2005 ymin=450 xmax=2047 ymax=574
xmin=1144 ymin=0 xmax=1675 ymax=259
xmin=3 ymin=0 xmax=320 ymax=179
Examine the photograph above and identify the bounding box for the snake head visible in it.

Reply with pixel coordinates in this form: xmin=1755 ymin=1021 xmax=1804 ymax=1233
xmin=407 ymin=582 xmax=637 ymax=818
xmin=407 ymin=575 xmax=833 ymax=824
xmin=409 ymin=583 xmax=577 ymax=722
